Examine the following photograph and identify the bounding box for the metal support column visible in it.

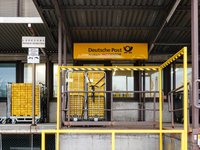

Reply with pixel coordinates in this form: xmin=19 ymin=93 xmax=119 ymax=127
xmin=143 ymin=60 xmax=146 ymax=121
xmin=63 ymin=33 xmax=67 ymax=66
xmin=46 ymin=56 xmax=50 ymax=122
xmin=138 ymin=61 xmax=142 ymax=121
xmin=32 ymin=63 xmax=36 ymax=125
xmin=0 ymin=134 xmax=2 ymax=150
xmin=192 ymin=0 xmax=199 ymax=149
xmin=58 ymin=16 xmax=62 ymax=129
xmin=63 ymin=33 xmax=67 ymax=124
xmin=173 ymin=61 xmax=176 ymax=90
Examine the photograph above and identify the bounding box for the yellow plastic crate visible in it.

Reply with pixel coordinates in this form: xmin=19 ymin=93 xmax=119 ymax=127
xmin=11 ymin=83 xmax=40 ymax=117
xmin=88 ymin=96 xmax=105 ymax=119
xmin=68 ymin=72 xmax=85 ymax=96
xmin=67 ymin=95 xmax=84 ymax=118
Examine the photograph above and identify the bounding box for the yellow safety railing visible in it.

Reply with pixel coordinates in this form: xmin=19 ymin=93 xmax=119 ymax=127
xmin=41 ymin=47 xmax=187 ymax=150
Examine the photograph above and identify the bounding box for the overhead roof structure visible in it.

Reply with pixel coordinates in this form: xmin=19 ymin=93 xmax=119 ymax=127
xmin=0 ymin=0 xmax=199 ymax=59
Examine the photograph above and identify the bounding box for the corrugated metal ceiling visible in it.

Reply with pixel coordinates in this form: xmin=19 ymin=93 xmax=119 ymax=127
xmin=0 ymin=23 xmax=57 ymax=54
xmin=0 ymin=0 xmax=199 ymax=56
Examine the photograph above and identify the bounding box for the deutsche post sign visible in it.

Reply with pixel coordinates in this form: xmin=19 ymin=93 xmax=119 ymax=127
xmin=73 ymin=43 xmax=148 ymax=60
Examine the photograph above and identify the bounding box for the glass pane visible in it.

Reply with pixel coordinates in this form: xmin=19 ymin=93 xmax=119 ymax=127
xmin=0 ymin=63 xmax=16 ymax=97
xmin=24 ymin=63 xmax=46 ymax=85
xmin=170 ymin=64 xmax=192 ymax=90
xmin=112 ymin=76 xmax=126 ymax=91
xmin=53 ymin=63 xmax=73 ymax=97
xmin=112 ymin=64 xmax=134 ymax=98
xmin=53 ymin=64 xmax=58 ymax=97
xmin=142 ymin=64 xmax=161 ymax=97
xmin=176 ymin=64 xmax=192 ymax=89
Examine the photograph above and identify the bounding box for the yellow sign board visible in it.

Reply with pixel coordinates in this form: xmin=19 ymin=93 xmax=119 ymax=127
xmin=73 ymin=43 xmax=148 ymax=60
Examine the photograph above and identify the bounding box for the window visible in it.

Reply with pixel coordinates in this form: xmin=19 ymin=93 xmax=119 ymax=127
xmin=171 ymin=64 xmax=192 ymax=90
xmin=112 ymin=64 xmax=134 ymax=97
xmin=142 ymin=71 xmax=159 ymax=97
xmin=0 ymin=63 xmax=16 ymax=97
xmin=141 ymin=64 xmax=161 ymax=97
xmin=53 ymin=63 xmax=73 ymax=97
xmin=24 ymin=63 xmax=46 ymax=85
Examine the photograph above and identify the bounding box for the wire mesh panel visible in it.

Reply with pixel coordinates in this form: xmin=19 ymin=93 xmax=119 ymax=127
xmin=66 ymin=71 xmax=85 ymax=120
xmin=86 ymin=71 xmax=106 ymax=120
xmin=2 ymin=134 xmax=55 ymax=150
xmin=88 ymin=96 xmax=105 ymax=119
xmin=87 ymin=72 xmax=105 ymax=97
xmin=68 ymin=71 xmax=85 ymax=96
xmin=67 ymin=95 xmax=85 ymax=119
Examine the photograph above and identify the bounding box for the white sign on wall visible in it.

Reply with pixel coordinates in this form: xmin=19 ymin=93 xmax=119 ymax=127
xmin=28 ymin=48 xmax=39 ymax=56
xmin=22 ymin=36 xmax=45 ymax=48
xmin=27 ymin=56 xmax=40 ymax=63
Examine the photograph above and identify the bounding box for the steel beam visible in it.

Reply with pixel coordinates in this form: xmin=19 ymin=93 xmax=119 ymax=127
xmin=51 ymin=26 xmax=190 ymax=31
xmin=58 ymin=17 xmax=62 ymax=66
xmin=64 ymin=121 xmax=159 ymax=126
xmin=148 ymin=0 xmax=181 ymax=54
xmin=58 ymin=16 xmax=62 ymax=129
xmin=41 ymin=5 xmax=198 ymax=11
xmin=191 ymin=0 xmax=199 ymax=150
xmin=154 ymin=43 xmax=190 ymax=46
xmin=32 ymin=0 xmax=57 ymax=45
xmin=52 ymin=0 xmax=73 ymax=53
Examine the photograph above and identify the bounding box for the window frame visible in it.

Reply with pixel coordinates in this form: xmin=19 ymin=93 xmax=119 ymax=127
xmin=0 ymin=61 xmax=18 ymax=102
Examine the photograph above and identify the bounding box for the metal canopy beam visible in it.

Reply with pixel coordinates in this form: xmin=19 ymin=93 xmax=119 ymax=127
xmin=41 ymin=5 xmax=198 ymax=11
xmin=32 ymin=0 xmax=57 ymax=45
xmin=148 ymin=0 xmax=181 ymax=54
xmin=51 ymin=26 xmax=191 ymax=31
xmin=154 ymin=43 xmax=190 ymax=46
xmin=52 ymin=0 xmax=72 ymax=53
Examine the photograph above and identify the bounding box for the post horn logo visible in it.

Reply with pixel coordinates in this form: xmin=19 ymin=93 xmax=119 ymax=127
xmin=124 ymin=46 xmax=133 ymax=54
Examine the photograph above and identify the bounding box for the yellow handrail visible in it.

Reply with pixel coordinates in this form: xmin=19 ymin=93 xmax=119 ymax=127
xmin=41 ymin=129 xmax=184 ymax=150
xmin=41 ymin=47 xmax=187 ymax=150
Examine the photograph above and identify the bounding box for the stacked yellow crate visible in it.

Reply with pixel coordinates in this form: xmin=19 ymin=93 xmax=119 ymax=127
xmin=26 ymin=84 xmax=40 ymax=116
xmin=88 ymin=96 xmax=105 ymax=118
xmin=11 ymin=83 xmax=21 ymax=116
xmin=87 ymin=72 xmax=105 ymax=119
xmin=19 ymin=83 xmax=27 ymax=116
xmin=68 ymin=72 xmax=85 ymax=118
xmin=11 ymin=83 xmax=39 ymax=117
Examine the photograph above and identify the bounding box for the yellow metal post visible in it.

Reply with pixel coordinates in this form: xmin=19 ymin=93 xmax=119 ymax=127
xmin=57 ymin=132 xmax=59 ymax=150
xmin=41 ymin=131 xmax=45 ymax=150
xmin=57 ymin=66 xmax=60 ymax=130
xmin=56 ymin=67 xmax=60 ymax=150
xmin=112 ymin=132 xmax=115 ymax=150
xmin=159 ymin=68 xmax=163 ymax=150
xmin=183 ymin=47 xmax=188 ymax=150
xmin=181 ymin=132 xmax=184 ymax=150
